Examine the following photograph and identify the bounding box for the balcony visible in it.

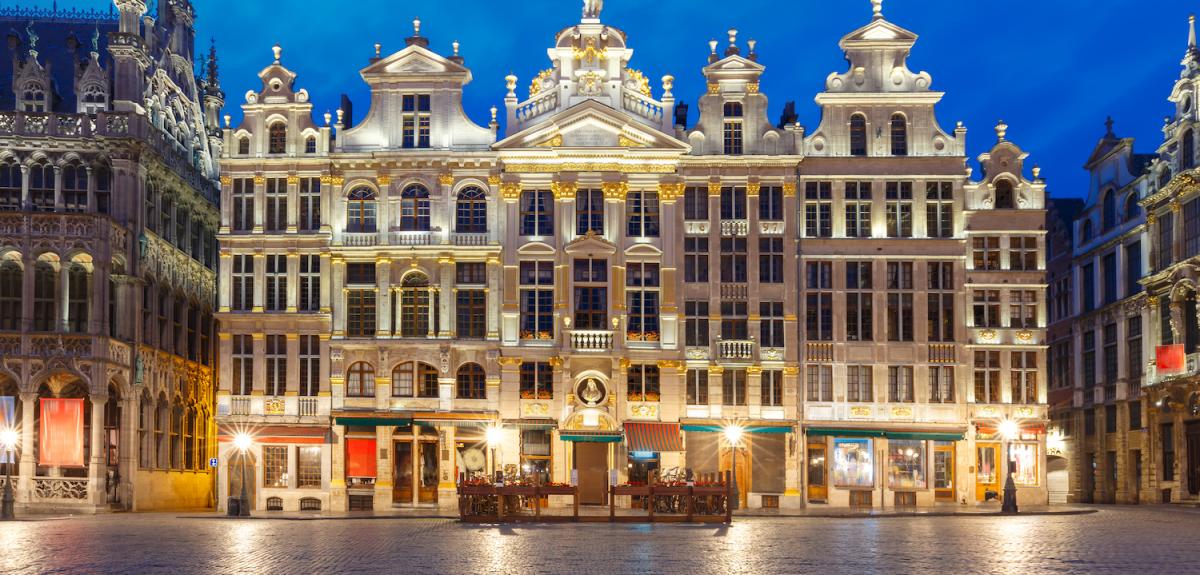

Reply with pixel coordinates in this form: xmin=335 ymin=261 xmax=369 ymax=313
xmin=341 ymin=232 xmax=378 ymax=247
xmin=759 ymin=221 xmax=785 ymax=235
xmin=452 ymin=232 xmax=490 ymax=246
xmin=805 ymin=342 xmax=833 ymax=362
xmin=231 ymin=396 xmax=251 ymax=416
xmin=569 ymin=329 xmax=614 ymax=352
xmin=719 ymin=283 xmax=748 ymax=300
xmin=389 ymin=231 xmax=434 ymax=246
xmin=720 ymin=219 xmax=749 ymax=236
xmin=928 ymin=344 xmax=957 ymax=364
xmin=299 ymin=397 xmax=320 ymax=417
xmin=717 ymin=339 xmax=756 ymax=362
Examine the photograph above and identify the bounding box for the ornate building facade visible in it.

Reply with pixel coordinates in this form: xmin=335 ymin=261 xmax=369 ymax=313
xmin=215 ymin=1 xmax=1049 ymax=512
xmin=0 ymin=0 xmax=221 ymax=512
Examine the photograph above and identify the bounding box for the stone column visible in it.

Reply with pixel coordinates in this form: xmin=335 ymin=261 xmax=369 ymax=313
xmin=253 ymin=176 xmax=265 ymax=233
xmin=486 ymin=256 xmax=500 ymax=340
xmin=21 ymin=251 xmax=34 ymax=331
xmin=218 ymin=252 xmax=232 ymax=312
xmin=286 ymin=175 xmax=299 ymax=233
xmin=19 ymin=165 xmax=30 ymax=209
xmin=331 ymin=257 xmax=345 ymax=337
xmin=53 ymin=165 xmax=63 ymax=210
xmin=58 ymin=263 xmax=70 ymax=332
xmin=89 ymin=395 xmax=107 ymax=505
xmin=427 ymin=287 xmax=437 ymax=337
xmin=376 ymin=259 xmax=392 ymax=337
xmin=373 ymin=425 xmax=395 ymax=511
xmin=252 ymin=253 xmax=266 ymax=312
xmin=18 ymin=393 xmax=36 ymax=503
xmin=438 ymin=258 xmax=453 ymax=337
xmin=286 ymin=252 xmax=299 ymax=312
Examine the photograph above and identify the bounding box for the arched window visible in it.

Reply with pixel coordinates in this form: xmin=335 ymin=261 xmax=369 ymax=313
xmin=268 ymin=122 xmax=287 ymax=154
xmin=67 ymin=261 xmax=90 ymax=333
xmin=1081 ymin=219 xmax=1094 ymax=243
xmin=62 ymin=163 xmax=88 ymax=212
xmin=183 ymin=406 xmax=196 ymax=470
xmin=156 ymin=394 xmax=169 ymax=469
xmin=398 ymin=273 xmax=432 ymax=337
xmin=456 ymin=363 xmax=486 ymax=399
xmin=391 ymin=361 xmax=439 ymax=398
xmin=346 ymin=187 xmax=377 ymax=233
xmin=94 ymin=164 xmax=111 ymax=214
xmin=346 ymin=362 xmax=375 ymax=397
xmin=81 ymin=85 xmax=107 ymax=114
xmin=237 ymin=137 xmax=250 ymax=156
xmin=455 ymin=187 xmax=487 ymax=234
xmin=399 ymin=184 xmax=431 ymax=231
xmin=0 ymin=162 xmax=21 ymax=210
xmin=850 ymin=114 xmax=867 ymax=156
xmin=890 ymin=113 xmax=908 ymax=156
xmin=103 ymin=385 xmax=121 ymax=469
xmin=1101 ymin=190 xmax=1117 ymax=231
xmin=0 ymin=256 xmax=21 ymax=330
xmin=994 ymin=179 xmax=1015 ymax=209
xmin=32 ymin=258 xmax=56 ymax=331
xmin=1184 ymin=129 xmax=1196 ymax=171
xmin=171 ymin=403 xmax=184 ymax=470
xmin=305 ymin=136 xmax=317 ymax=154
xmin=139 ymin=391 xmax=153 ymax=468
xmin=21 ymin=81 xmax=45 ymax=112
xmin=28 ymin=162 xmax=54 ymax=211
xmin=1125 ymin=194 xmax=1142 ymax=221
xmin=722 ymin=102 xmax=744 ymax=155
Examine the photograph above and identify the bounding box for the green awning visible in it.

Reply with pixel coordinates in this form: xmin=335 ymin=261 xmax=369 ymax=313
xmin=413 ymin=419 xmax=490 ymax=428
xmin=805 ymin=428 xmax=964 ymax=441
xmin=334 ymin=416 xmax=411 ymax=427
xmin=559 ymin=430 xmax=623 ymax=443
xmin=805 ymin=428 xmax=886 ymax=438
xmin=503 ymin=420 xmax=559 ymax=430
xmin=681 ymin=424 xmax=794 ymax=434
xmin=885 ymin=432 xmax=964 ymax=442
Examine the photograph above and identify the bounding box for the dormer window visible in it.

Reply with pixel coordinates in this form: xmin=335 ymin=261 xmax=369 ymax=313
xmin=850 ymin=114 xmax=867 ymax=156
xmin=237 ymin=137 xmax=250 ymax=155
xmin=995 ymin=179 xmax=1015 ymax=209
xmin=402 ymin=94 xmax=431 ymax=148
xmin=268 ymin=122 xmax=287 ymax=154
xmin=890 ymin=114 xmax=908 ymax=156
xmin=1101 ymin=189 xmax=1116 ymax=231
xmin=22 ymin=82 xmax=46 ymax=112
xmin=81 ymin=85 xmax=107 ymax=115
xmin=723 ymin=102 xmax=743 ymax=155
xmin=1182 ymin=129 xmax=1195 ymax=171
xmin=305 ymin=136 xmax=317 ymax=154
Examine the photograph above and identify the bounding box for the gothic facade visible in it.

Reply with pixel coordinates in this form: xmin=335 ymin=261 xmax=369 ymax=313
xmin=0 ymin=0 xmax=221 ymax=511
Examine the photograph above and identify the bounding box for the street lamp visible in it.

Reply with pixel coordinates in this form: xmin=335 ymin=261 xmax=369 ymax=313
xmin=485 ymin=426 xmax=503 ymax=481
xmin=998 ymin=419 xmax=1019 ymax=514
xmin=231 ymin=432 xmax=253 ymax=517
xmin=1 ymin=427 xmax=18 ymax=520
xmin=723 ymin=424 xmax=744 ymax=511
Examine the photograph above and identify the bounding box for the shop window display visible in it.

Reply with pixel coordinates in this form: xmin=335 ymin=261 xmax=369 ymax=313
xmin=887 ymin=440 xmax=926 ymax=490
xmin=1010 ymin=443 xmax=1039 ymax=486
xmin=832 ymin=438 xmax=874 ymax=488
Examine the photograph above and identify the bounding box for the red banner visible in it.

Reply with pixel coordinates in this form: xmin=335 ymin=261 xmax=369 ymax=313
xmin=39 ymin=398 xmax=84 ymax=467
xmin=346 ymin=438 xmax=377 ymax=478
xmin=1157 ymin=344 xmax=1187 ymax=376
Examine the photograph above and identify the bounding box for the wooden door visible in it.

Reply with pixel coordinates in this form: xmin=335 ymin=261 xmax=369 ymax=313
xmin=418 ymin=440 xmax=438 ymax=504
xmin=1187 ymin=423 xmax=1200 ymax=496
xmin=934 ymin=444 xmax=955 ymax=501
xmin=720 ymin=445 xmax=750 ymax=508
xmin=806 ymin=443 xmax=827 ymax=503
xmin=393 ymin=441 xmax=413 ymax=505
xmin=975 ymin=442 xmax=1000 ymax=501
xmin=575 ymin=442 xmax=608 ymax=505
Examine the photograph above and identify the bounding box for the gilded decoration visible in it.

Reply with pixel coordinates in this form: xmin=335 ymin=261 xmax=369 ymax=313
xmin=522 ymin=401 xmax=551 ymax=417
xmin=219 ymin=176 xmax=232 ymax=185
xmin=624 ymin=68 xmax=651 ymax=97
xmin=497 ymin=356 xmax=524 ymax=367
xmin=573 ymin=37 xmax=606 ymax=64
xmin=707 ymin=83 xmax=719 ymax=94
xmin=286 ymin=175 xmax=300 ymax=185
xmin=602 ymin=181 xmax=629 ymax=200
xmin=629 ymin=403 xmax=659 ymax=418
xmin=618 ymin=135 xmax=646 ymax=148
xmin=656 ymin=360 xmax=682 ymax=370
xmin=320 ymin=175 xmax=333 ymax=184
xmin=332 ymin=176 xmax=345 ymax=186
xmin=551 ymin=181 xmax=578 ymax=200
xmin=487 ymin=175 xmax=502 ymax=186
xmin=746 ymin=182 xmax=761 ymax=196
xmin=782 ymin=366 xmax=801 ymax=376
xmin=707 ymin=181 xmax=722 ymax=196
xmin=377 ymin=175 xmax=391 ymax=186
xmin=657 ymin=182 xmax=685 ymax=202
xmin=253 ymin=176 xmax=265 ymax=185
xmin=438 ymin=173 xmax=455 ymax=186
xmin=500 ymin=182 xmax=522 ymax=201
xmin=746 ymin=82 xmax=760 ymax=94
xmin=502 ymin=163 xmax=676 ymax=174
xmin=782 ymin=182 xmax=797 ymax=197
xmin=850 ymin=406 xmax=871 ymax=417
xmin=528 ymin=68 xmax=554 ymax=97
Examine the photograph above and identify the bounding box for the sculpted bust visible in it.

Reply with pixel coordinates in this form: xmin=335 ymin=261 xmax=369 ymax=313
xmin=583 ymin=0 xmax=603 ymax=19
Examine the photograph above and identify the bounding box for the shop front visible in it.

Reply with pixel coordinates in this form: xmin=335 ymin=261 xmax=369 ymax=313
xmin=804 ymin=427 xmax=965 ymax=508
xmin=973 ymin=422 xmax=1046 ymax=505
xmin=216 ymin=424 xmax=329 ymax=513
xmin=560 ymin=429 xmax=622 ymax=505
xmin=682 ymin=423 xmax=792 ymax=509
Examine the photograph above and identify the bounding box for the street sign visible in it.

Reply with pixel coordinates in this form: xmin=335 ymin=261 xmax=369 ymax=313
xmin=209 ymin=457 xmax=219 ymax=468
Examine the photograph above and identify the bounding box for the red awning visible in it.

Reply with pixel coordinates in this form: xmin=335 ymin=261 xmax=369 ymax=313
xmin=217 ymin=425 xmax=328 ymax=444
xmin=624 ymin=422 xmax=684 ymax=452
xmin=977 ymin=423 xmax=1046 ymax=436
xmin=346 ymin=438 xmax=377 ymax=478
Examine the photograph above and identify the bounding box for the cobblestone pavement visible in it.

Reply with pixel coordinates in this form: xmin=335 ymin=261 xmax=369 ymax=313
xmin=4 ymin=506 xmax=1199 ymax=574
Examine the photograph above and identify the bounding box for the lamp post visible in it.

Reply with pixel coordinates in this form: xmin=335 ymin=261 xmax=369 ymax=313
xmin=1 ymin=428 xmax=17 ymax=520
xmin=998 ymin=419 xmax=1019 ymax=514
xmin=232 ymin=432 xmax=253 ymax=517
xmin=485 ymin=426 xmax=503 ymax=481
xmin=723 ymin=424 xmax=744 ymax=511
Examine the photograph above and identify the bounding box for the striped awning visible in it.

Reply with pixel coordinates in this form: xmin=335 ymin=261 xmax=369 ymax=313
xmin=624 ymin=423 xmax=684 ymax=452
xmin=559 ymin=429 xmax=623 ymax=443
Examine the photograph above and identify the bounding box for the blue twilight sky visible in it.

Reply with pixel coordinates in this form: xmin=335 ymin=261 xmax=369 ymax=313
xmin=17 ymin=0 xmax=1200 ymax=199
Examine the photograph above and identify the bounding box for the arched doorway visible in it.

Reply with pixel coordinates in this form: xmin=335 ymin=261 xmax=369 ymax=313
xmin=103 ymin=384 xmax=122 ymax=505
xmin=1047 ymin=456 xmax=1069 ymax=504
xmin=227 ymin=449 xmax=257 ymax=510
xmin=36 ymin=379 xmax=91 ymax=479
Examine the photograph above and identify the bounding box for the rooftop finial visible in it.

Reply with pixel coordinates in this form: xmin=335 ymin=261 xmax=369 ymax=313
xmin=583 ymin=0 xmax=603 ymax=20
xmin=1105 ymin=116 xmax=1115 ymax=138
xmin=728 ymin=28 xmax=738 ymax=46
xmin=709 ymin=39 xmax=718 ymax=55
xmin=272 ymin=43 xmax=281 ymax=63
xmin=413 ymin=17 xmax=421 ymax=36
xmin=995 ymin=120 xmax=1008 ymax=142
xmin=872 ymin=0 xmax=883 ymax=19
xmin=374 ymin=43 xmax=381 ymax=58
xmin=1190 ymin=14 xmax=1196 ymax=48
xmin=452 ymin=40 xmax=460 ymax=56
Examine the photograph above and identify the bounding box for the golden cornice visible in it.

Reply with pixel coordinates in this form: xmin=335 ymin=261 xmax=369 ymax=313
xmin=745 ymin=366 xmax=763 ymax=375
xmin=618 ymin=135 xmax=646 ymax=148
xmin=497 ymin=356 xmax=523 ymax=367
xmin=656 ymin=360 xmax=682 ymax=370
xmin=783 ymin=366 xmax=801 ymax=376
xmin=503 ymin=163 xmax=676 ymax=174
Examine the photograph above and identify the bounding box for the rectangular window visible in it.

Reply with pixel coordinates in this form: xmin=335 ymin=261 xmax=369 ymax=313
xmin=519 ymin=190 xmax=554 ymax=236
xmin=456 ymin=290 xmax=486 ymax=339
xmin=972 ymin=290 xmax=1001 ymax=328
xmin=805 ymin=182 xmax=832 ymax=238
xmin=761 ymin=370 xmax=783 ymax=407
xmin=846 ymin=261 xmax=874 ymax=342
xmin=759 ymin=237 xmax=784 ymax=283
xmin=684 ymin=187 xmax=709 ymax=220
xmin=1126 ymin=241 xmax=1143 ymax=296
xmin=297 ymin=446 xmax=321 ymax=488
xmin=265 ymin=177 xmax=287 ymax=232
xmin=1159 ymin=211 xmax=1175 ymax=270
xmin=759 ymin=301 xmax=785 ymax=348
xmin=720 ymin=187 xmax=747 ymax=220
xmin=925 ymin=181 xmax=954 ymax=238
xmin=1083 ymin=330 xmax=1096 ymax=389
xmin=974 ymin=351 xmax=1001 ymax=404
xmin=1106 ymin=404 xmax=1118 ymax=434
xmin=520 ymin=261 xmax=554 ymax=340
xmin=1129 ymin=401 xmax=1142 ymax=430
xmin=1011 ymin=351 xmax=1037 ymax=404
xmin=520 ymin=362 xmax=553 ymax=400
xmin=1185 ymin=197 xmax=1200 ymax=258
xmin=299 ymin=335 xmax=319 ymax=397
xmin=929 ymin=366 xmax=955 ymax=403
xmin=1010 ymin=236 xmax=1038 ymax=271
xmin=720 ymin=301 xmax=748 ymax=340
xmin=575 ymin=189 xmax=604 ymax=235
xmin=628 ymin=365 xmax=660 ymax=401
xmin=299 ymin=177 xmax=321 ymax=231
xmin=401 ymin=94 xmax=431 ymax=148
xmin=887 ymin=262 xmax=914 ymax=341
xmin=1102 ymin=252 xmax=1118 ymax=305
xmin=888 ymin=440 xmax=926 ymax=490
xmin=1163 ymin=423 xmax=1176 ymax=481
xmin=888 ymin=366 xmax=914 ymax=403
xmin=1128 ymin=316 xmax=1143 ymax=381
xmin=806 ymin=365 xmax=833 ymax=402
xmin=845 ymin=181 xmax=872 ymax=238
xmin=573 ymin=258 xmax=608 ymax=330
xmin=722 ymin=370 xmax=747 ymax=405
xmin=973 ymin=237 xmax=1001 ymax=270
xmin=684 ymin=301 xmax=709 ymax=347
xmin=232 ymin=334 xmax=253 ymax=395
xmin=759 ymin=186 xmax=784 ymax=221
xmin=927 ymin=262 xmax=954 ymax=342
xmin=720 ymin=237 xmax=747 ymax=282
xmin=1103 ymin=323 xmax=1118 ymax=388
xmin=686 ymin=369 xmax=709 ymax=405
xmin=806 ymin=262 xmax=833 ymax=341
xmin=1082 ymin=262 xmax=1096 ymax=312
xmin=232 ymin=178 xmax=254 ymax=231
xmin=724 ymin=120 xmax=743 ymax=155
xmin=684 ymin=237 xmax=709 ymax=283
xmin=232 ymin=255 xmax=254 ymax=311
xmin=265 ymin=255 xmax=287 ymax=312
xmin=846 ymin=365 xmax=873 ymax=402
xmin=346 ymin=289 xmax=376 ymax=337
xmin=1009 ymin=290 xmax=1037 ymax=329
xmin=263 ymin=446 xmax=288 ymax=488
xmin=627 ymin=262 xmax=660 ymax=341
xmin=885 ymin=181 xmax=913 ymax=238
xmin=626 ymin=191 xmax=660 ymax=237
xmin=265 ymin=334 xmax=286 ymax=396
xmin=299 ymin=255 xmax=319 ymax=312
